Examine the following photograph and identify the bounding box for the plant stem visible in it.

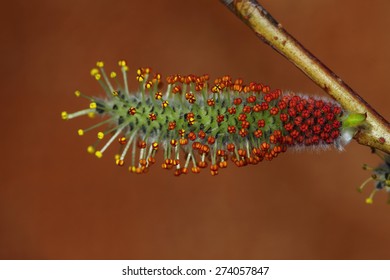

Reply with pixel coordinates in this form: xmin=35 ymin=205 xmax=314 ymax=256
xmin=220 ymin=0 xmax=390 ymax=154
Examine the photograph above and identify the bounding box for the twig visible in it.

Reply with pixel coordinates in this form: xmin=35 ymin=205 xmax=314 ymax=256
xmin=220 ymin=0 xmax=390 ymax=154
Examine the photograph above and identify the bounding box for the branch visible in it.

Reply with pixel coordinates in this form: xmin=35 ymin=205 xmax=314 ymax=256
xmin=220 ymin=0 xmax=390 ymax=154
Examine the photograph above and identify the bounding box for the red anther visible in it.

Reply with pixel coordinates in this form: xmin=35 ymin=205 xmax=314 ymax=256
xmin=257 ymin=119 xmax=265 ymax=128
xmin=238 ymin=149 xmax=246 ymax=157
xmin=217 ymin=115 xmax=224 ymax=123
xmin=188 ymin=132 xmax=197 ymax=141
xmin=296 ymin=102 xmax=305 ymax=112
xmin=269 ymin=135 xmax=277 ymax=144
xmin=322 ymin=104 xmax=331 ymax=113
xmin=277 ymin=100 xmax=287 ymax=110
xmin=172 ymin=85 xmax=182 ymax=94
xmin=315 ymin=100 xmax=324 ymax=108
xmin=253 ymin=104 xmax=262 ymax=112
xmin=284 ymin=123 xmax=294 ymax=131
xmin=191 ymin=166 xmax=200 ymax=173
xmin=288 ymin=107 xmax=296 ymax=117
xmin=128 ymin=107 xmax=136 ymax=115
xmin=219 ymin=161 xmax=228 ymax=168
xmin=332 ymin=120 xmax=341 ymax=128
xmin=331 ymin=130 xmax=340 ymax=139
xmin=306 ymin=118 xmax=315 ymax=126
xmin=262 ymin=85 xmax=270 ymax=93
xmin=233 ymin=98 xmax=242 ymax=105
xmin=300 ymin=124 xmax=309 ymax=132
xmin=168 ymin=121 xmax=176 ymax=130
xmin=192 ymin=141 xmax=201 ymax=150
xmin=139 ymin=159 xmax=147 ymax=166
xmin=181 ymin=167 xmax=188 ymax=174
xmin=333 ymin=106 xmax=342 ymax=115
xmin=148 ymin=157 xmax=156 ymax=164
xmin=239 ymin=128 xmax=248 ymax=137
xmin=201 ymin=145 xmax=210 ymax=154
xmin=294 ymin=116 xmax=303 ymax=126
xmin=246 ymin=95 xmax=256 ymax=103
xmin=257 ymin=102 xmax=267 ymax=111
xmin=227 ymin=143 xmax=235 ymax=152
xmin=326 ymin=113 xmax=335 ymax=121
xmin=198 ymin=130 xmax=206 ymax=139
xmin=207 ymin=136 xmax=215 ymax=145
xmin=174 ymin=169 xmax=182 ymax=176
xmin=301 ymin=109 xmax=311 ymax=119
xmin=138 ymin=140 xmax=146 ymax=149
xmin=272 ymin=89 xmax=282 ymax=99
xmin=317 ymin=117 xmax=326 ymax=126
xmin=233 ymin=84 xmax=243 ymax=92
xmin=264 ymin=93 xmax=272 ymax=102
xmin=290 ymin=130 xmax=300 ymax=139
xmin=270 ymin=107 xmax=279 ymax=115
xmin=280 ymin=113 xmax=288 ymax=122
xmin=210 ymin=164 xmax=218 ymax=171
xmin=241 ymin=120 xmax=250 ymax=129
xmin=260 ymin=142 xmax=270 ymax=151
xmin=198 ymin=161 xmax=207 ymax=168
xmin=323 ymin=124 xmax=332 ymax=133
xmin=217 ymin=149 xmax=226 ymax=156
xmin=320 ymin=132 xmax=330 ymax=140
xmin=243 ymin=105 xmax=251 ymax=113
xmin=313 ymin=125 xmax=321 ymax=134
xmin=179 ymin=138 xmax=188 ymax=145
xmin=228 ymin=126 xmax=236 ymax=134
xmin=238 ymin=113 xmax=247 ymax=121
xmin=118 ymin=137 xmax=127 ymax=144
xmin=228 ymin=107 xmax=236 ymax=115
xmin=207 ymin=99 xmax=215 ymax=106
xmin=149 ymin=113 xmax=157 ymax=121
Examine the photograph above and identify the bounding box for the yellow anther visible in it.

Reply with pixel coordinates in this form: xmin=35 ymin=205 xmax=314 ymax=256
xmin=112 ymin=91 xmax=119 ymax=97
xmin=90 ymin=68 xmax=99 ymax=76
xmin=96 ymin=61 xmax=104 ymax=68
xmin=95 ymin=151 xmax=103 ymax=158
xmin=365 ymin=198 xmax=373 ymax=204
xmin=118 ymin=60 xmax=127 ymax=67
xmin=136 ymin=75 xmax=144 ymax=82
xmin=110 ymin=71 xmax=117 ymax=78
xmin=162 ymin=100 xmax=169 ymax=108
xmin=89 ymin=102 xmax=97 ymax=109
xmin=74 ymin=90 xmax=81 ymax=97
xmin=136 ymin=69 xmax=142 ymax=75
xmin=61 ymin=111 xmax=68 ymax=120
xmin=88 ymin=112 xmax=95 ymax=118
xmin=116 ymin=159 xmax=124 ymax=166
xmin=130 ymin=166 xmax=137 ymax=173
xmin=77 ymin=129 xmax=84 ymax=136
xmin=94 ymin=73 xmax=101 ymax=80
xmin=97 ymin=132 xmax=104 ymax=139
xmin=87 ymin=146 xmax=95 ymax=154
xmin=123 ymin=65 xmax=129 ymax=71
xmin=114 ymin=154 xmax=120 ymax=160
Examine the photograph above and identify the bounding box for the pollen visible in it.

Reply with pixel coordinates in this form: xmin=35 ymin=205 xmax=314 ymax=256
xmin=62 ymin=61 xmax=353 ymax=176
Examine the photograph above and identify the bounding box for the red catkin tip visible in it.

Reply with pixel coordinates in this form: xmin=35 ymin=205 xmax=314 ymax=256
xmin=63 ymin=62 xmax=349 ymax=176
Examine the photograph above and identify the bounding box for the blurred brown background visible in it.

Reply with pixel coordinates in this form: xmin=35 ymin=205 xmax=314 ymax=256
xmin=1 ymin=0 xmax=389 ymax=259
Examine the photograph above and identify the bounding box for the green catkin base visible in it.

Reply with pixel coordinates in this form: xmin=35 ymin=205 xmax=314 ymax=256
xmin=62 ymin=60 xmax=347 ymax=176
